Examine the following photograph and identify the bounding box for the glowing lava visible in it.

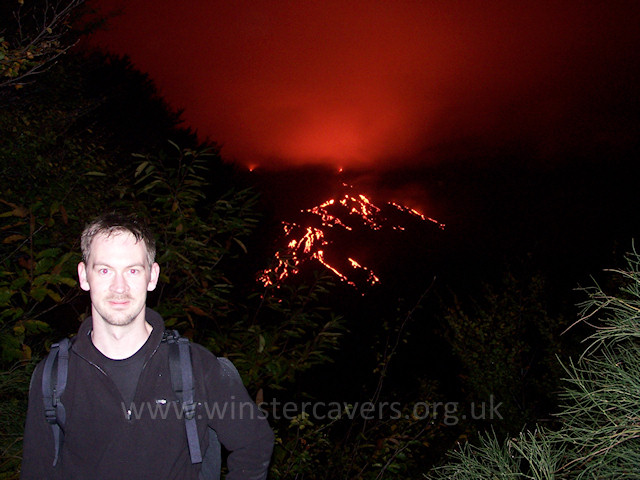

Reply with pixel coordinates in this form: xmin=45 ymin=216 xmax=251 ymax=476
xmin=259 ymin=185 xmax=444 ymax=289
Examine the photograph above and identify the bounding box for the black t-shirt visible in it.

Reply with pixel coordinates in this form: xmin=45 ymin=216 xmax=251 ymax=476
xmin=91 ymin=331 xmax=155 ymax=407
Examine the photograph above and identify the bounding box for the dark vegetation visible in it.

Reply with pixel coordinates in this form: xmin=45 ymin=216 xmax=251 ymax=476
xmin=2 ymin=2 xmax=639 ymax=478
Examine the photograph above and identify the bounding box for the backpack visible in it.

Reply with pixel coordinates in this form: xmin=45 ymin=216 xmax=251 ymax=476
xmin=42 ymin=330 xmax=222 ymax=480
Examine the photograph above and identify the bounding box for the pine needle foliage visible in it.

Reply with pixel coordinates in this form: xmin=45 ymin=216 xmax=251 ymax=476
xmin=427 ymin=248 xmax=640 ymax=479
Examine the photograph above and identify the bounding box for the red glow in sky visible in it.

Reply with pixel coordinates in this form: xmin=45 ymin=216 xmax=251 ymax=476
xmin=87 ymin=0 xmax=639 ymax=170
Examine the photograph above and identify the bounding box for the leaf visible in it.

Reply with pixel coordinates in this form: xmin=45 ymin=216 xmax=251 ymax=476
xmin=47 ymin=289 xmax=61 ymax=302
xmin=30 ymin=287 xmax=47 ymax=302
xmin=34 ymin=257 xmax=55 ymax=275
xmin=23 ymin=319 xmax=51 ymax=334
xmin=58 ymin=277 xmax=77 ymax=287
xmin=9 ymin=276 xmax=28 ymax=290
xmin=60 ymin=204 xmax=69 ymax=224
xmin=3 ymin=234 xmax=25 ymax=243
xmin=1 ymin=334 xmax=22 ymax=363
xmin=0 ymin=201 xmax=28 ymax=218
xmin=233 ymin=237 xmax=248 ymax=254
xmin=84 ymin=171 xmax=107 ymax=176
xmin=138 ymin=179 xmax=164 ymax=194
xmin=134 ymin=161 xmax=149 ymax=178
xmin=22 ymin=343 xmax=32 ymax=360
xmin=186 ymin=305 xmax=208 ymax=317
xmin=36 ymin=248 xmax=61 ymax=259
xmin=0 ymin=289 xmax=13 ymax=305
xmin=172 ymin=250 xmax=192 ymax=264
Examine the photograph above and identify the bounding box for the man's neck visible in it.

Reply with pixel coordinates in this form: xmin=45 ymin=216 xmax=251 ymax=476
xmin=91 ymin=317 xmax=153 ymax=360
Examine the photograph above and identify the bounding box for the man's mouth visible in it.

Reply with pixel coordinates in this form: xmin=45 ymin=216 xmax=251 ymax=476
xmin=108 ymin=298 xmax=131 ymax=306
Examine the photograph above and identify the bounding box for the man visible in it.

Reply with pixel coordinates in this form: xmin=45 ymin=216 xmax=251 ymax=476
xmin=21 ymin=213 xmax=274 ymax=479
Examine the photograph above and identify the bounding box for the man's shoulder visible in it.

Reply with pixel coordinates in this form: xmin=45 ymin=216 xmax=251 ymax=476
xmin=28 ymin=335 xmax=78 ymax=398
xmin=28 ymin=355 xmax=47 ymax=395
xmin=188 ymin=340 xmax=218 ymax=358
xmin=155 ymin=321 xmax=243 ymax=384
xmin=33 ymin=335 xmax=77 ymax=370
xmin=161 ymin=336 xmax=220 ymax=368
xmin=163 ymin=336 xmax=217 ymax=360
xmin=185 ymin=341 xmax=244 ymax=385
xmin=189 ymin=341 xmax=226 ymax=372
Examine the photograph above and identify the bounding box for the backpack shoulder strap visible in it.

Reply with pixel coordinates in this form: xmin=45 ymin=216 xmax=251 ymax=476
xmin=42 ymin=337 xmax=71 ymax=467
xmin=164 ymin=330 xmax=203 ymax=464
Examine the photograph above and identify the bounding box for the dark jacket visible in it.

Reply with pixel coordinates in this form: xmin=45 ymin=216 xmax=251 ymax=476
xmin=21 ymin=309 xmax=274 ymax=480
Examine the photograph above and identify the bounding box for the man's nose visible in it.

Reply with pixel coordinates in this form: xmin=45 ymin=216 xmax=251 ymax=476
xmin=110 ymin=272 xmax=128 ymax=293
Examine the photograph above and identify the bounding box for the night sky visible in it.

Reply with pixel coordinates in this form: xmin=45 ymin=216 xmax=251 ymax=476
xmin=87 ymin=1 xmax=639 ymax=169
xmin=85 ymin=0 xmax=640 ymax=288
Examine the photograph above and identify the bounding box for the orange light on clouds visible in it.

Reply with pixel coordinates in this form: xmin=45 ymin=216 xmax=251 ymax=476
xmin=87 ymin=0 xmax=640 ymax=170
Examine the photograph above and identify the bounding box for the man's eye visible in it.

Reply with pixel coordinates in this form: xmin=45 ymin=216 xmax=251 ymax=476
xmin=99 ymin=268 xmax=109 ymax=275
xmin=130 ymin=269 xmax=139 ymax=275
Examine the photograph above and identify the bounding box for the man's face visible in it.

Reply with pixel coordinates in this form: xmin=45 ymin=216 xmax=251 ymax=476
xmin=78 ymin=232 xmax=160 ymax=328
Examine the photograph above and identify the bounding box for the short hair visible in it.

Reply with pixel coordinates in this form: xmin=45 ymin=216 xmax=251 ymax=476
xmin=81 ymin=213 xmax=156 ymax=267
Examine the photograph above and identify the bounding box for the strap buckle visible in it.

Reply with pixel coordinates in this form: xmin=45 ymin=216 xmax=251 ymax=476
xmin=183 ymin=401 xmax=196 ymax=420
xmin=45 ymin=406 xmax=57 ymax=424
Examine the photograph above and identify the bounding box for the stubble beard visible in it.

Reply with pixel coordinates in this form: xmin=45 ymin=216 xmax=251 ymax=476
xmin=94 ymin=296 xmax=144 ymax=327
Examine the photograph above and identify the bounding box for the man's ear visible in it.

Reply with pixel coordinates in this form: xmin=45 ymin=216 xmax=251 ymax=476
xmin=78 ymin=262 xmax=90 ymax=291
xmin=147 ymin=262 xmax=160 ymax=292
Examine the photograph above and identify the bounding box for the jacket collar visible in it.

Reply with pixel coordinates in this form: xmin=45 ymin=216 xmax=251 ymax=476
xmin=73 ymin=308 xmax=165 ymax=363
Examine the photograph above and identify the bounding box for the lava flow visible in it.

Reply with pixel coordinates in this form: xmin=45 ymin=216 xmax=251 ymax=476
xmin=259 ymin=184 xmax=444 ymax=289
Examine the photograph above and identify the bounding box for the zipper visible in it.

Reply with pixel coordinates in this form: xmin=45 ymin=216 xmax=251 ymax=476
xmin=126 ymin=340 xmax=163 ymax=420
xmin=73 ymin=334 xmax=164 ymax=422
